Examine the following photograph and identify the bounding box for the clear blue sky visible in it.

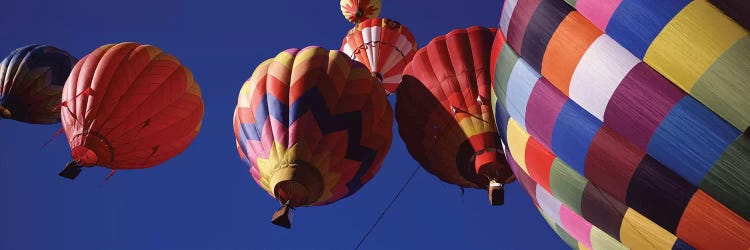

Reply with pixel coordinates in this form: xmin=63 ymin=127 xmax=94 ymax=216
xmin=0 ymin=0 xmax=566 ymax=249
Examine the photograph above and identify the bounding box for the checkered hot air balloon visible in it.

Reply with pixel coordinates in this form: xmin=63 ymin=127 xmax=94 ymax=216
xmin=58 ymin=42 xmax=204 ymax=180
xmin=233 ymin=46 xmax=393 ymax=229
xmin=396 ymin=27 xmax=515 ymax=206
xmin=492 ymin=0 xmax=750 ymax=248
xmin=0 ymin=45 xmax=76 ymax=124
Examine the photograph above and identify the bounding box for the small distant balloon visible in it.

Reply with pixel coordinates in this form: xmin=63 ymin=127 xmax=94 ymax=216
xmin=341 ymin=17 xmax=417 ymax=94
xmin=340 ymin=0 xmax=381 ymax=24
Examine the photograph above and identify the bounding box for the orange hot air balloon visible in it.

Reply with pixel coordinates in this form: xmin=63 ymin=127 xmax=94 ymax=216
xmin=396 ymin=27 xmax=514 ymax=206
xmin=57 ymin=42 xmax=204 ymax=179
xmin=341 ymin=17 xmax=417 ymax=94
xmin=340 ymin=0 xmax=381 ymax=24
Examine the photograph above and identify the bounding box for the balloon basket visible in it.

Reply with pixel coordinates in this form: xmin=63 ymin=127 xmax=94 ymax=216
xmin=59 ymin=162 xmax=82 ymax=180
xmin=488 ymin=180 xmax=504 ymax=206
xmin=271 ymin=201 xmax=293 ymax=229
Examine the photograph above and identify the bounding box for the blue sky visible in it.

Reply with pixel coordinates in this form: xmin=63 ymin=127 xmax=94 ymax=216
xmin=0 ymin=0 xmax=566 ymax=249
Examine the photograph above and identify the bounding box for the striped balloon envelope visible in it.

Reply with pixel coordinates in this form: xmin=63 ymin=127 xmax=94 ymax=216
xmin=396 ymin=27 xmax=514 ymax=206
xmin=0 ymin=45 xmax=77 ymax=124
xmin=492 ymin=0 xmax=750 ymax=248
xmin=341 ymin=17 xmax=417 ymax=94
xmin=233 ymin=46 xmax=393 ymax=228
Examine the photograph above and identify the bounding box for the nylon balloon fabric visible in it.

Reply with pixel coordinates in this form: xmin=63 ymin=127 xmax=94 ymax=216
xmin=59 ymin=42 xmax=204 ymax=176
xmin=491 ymin=16 xmax=750 ymax=249
xmin=542 ymin=0 xmax=750 ymax=133
xmin=707 ymin=0 xmax=750 ymax=30
xmin=341 ymin=17 xmax=417 ymax=94
xmin=396 ymin=27 xmax=514 ymax=205
xmin=499 ymin=0 xmax=750 ymax=224
xmin=507 ymin=148 xmax=628 ymax=250
xmin=340 ymin=0 xmax=381 ymax=24
xmin=233 ymin=47 xmax=392 ymax=224
xmin=0 ymin=45 xmax=76 ymax=124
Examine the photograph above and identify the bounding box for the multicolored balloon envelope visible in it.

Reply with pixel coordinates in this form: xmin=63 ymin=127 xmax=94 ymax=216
xmin=340 ymin=0 xmax=381 ymax=24
xmin=233 ymin=46 xmax=393 ymax=228
xmin=396 ymin=27 xmax=514 ymax=206
xmin=492 ymin=0 xmax=750 ymax=248
xmin=58 ymin=42 xmax=204 ymax=180
xmin=341 ymin=17 xmax=417 ymax=94
xmin=0 ymin=45 xmax=77 ymax=124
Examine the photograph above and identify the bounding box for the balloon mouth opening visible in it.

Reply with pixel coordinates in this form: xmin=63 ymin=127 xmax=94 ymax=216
xmin=269 ymin=163 xmax=324 ymax=207
xmin=0 ymin=106 xmax=11 ymax=119
xmin=473 ymin=148 xmax=516 ymax=184
xmin=356 ymin=9 xmax=363 ymax=17
xmin=372 ymin=72 xmax=383 ymax=82
xmin=474 ymin=150 xmax=498 ymax=172
xmin=71 ymin=146 xmax=98 ymax=167
xmin=274 ymin=181 xmax=312 ymax=208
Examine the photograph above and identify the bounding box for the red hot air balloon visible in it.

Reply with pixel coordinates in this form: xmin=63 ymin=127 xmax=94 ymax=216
xmin=396 ymin=27 xmax=514 ymax=206
xmin=58 ymin=42 xmax=204 ymax=179
xmin=234 ymin=46 xmax=393 ymax=228
xmin=341 ymin=17 xmax=417 ymax=94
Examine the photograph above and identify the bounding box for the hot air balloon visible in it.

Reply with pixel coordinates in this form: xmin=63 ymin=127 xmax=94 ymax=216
xmin=233 ymin=46 xmax=393 ymax=228
xmin=396 ymin=27 xmax=514 ymax=206
xmin=341 ymin=17 xmax=417 ymax=94
xmin=0 ymin=45 xmax=77 ymax=124
xmin=340 ymin=0 xmax=381 ymax=24
xmin=492 ymin=0 xmax=750 ymax=248
xmin=57 ymin=42 xmax=204 ymax=180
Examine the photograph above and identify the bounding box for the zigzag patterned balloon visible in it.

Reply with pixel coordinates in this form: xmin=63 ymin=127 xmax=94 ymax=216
xmin=233 ymin=46 xmax=393 ymax=228
xmin=0 ymin=45 xmax=77 ymax=124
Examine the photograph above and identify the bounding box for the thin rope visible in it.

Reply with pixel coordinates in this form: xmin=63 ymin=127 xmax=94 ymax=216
xmin=354 ymin=164 xmax=420 ymax=250
xmin=40 ymin=127 xmax=65 ymax=150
